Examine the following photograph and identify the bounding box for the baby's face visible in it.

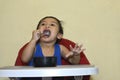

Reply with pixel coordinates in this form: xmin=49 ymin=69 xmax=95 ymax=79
xmin=38 ymin=18 xmax=61 ymax=41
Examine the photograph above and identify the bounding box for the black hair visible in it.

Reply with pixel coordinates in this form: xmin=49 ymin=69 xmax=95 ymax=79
xmin=36 ymin=16 xmax=64 ymax=43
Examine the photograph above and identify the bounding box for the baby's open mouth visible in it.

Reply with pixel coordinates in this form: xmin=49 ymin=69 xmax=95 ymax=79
xmin=42 ymin=30 xmax=51 ymax=37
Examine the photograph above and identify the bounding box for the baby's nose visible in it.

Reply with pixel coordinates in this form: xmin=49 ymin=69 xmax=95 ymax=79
xmin=46 ymin=24 xmax=50 ymax=28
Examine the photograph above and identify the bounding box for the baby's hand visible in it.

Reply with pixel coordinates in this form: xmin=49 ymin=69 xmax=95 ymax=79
xmin=70 ymin=43 xmax=85 ymax=55
xmin=31 ymin=30 xmax=41 ymax=42
xmin=66 ymin=43 xmax=85 ymax=58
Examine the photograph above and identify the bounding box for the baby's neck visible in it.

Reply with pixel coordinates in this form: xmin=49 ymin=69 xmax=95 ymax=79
xmin=40 ymin=43 xmax=55 ymax=57
xmin=40 ymin=42 xmax=55 ymax=47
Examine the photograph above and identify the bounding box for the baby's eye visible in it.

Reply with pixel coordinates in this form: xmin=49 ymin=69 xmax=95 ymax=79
xmin=40 ymin=23 xmax=46 ymax=26
xmin=50 ymin=23 xmax=56 ymax=26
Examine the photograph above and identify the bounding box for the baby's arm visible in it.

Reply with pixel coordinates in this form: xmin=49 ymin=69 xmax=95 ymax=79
xmin=21 ymin=30 xmax=41 ymax=63
xmin=60 ymin=44 xmax=85 ymax=64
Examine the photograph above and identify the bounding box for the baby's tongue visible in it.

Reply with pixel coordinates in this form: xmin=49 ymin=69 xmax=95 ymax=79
xmin=43 ymin=30 xmax=51 ymax=37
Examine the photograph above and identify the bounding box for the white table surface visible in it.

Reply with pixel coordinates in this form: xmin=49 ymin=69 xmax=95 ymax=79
xmin=0 ymin=65 xmax=98 ymax=77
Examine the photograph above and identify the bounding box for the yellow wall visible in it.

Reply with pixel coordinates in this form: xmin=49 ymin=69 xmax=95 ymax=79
xmin=0 ymin=0 xmax=120 ymax=80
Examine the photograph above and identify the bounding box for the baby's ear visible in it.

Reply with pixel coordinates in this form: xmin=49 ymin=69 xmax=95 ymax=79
xmin=57 ymin=33 xmax=63 ymax=39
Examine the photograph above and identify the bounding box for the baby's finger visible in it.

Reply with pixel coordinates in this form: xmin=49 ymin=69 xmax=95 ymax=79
xmin=79 ymin=44 xmax=83 ymax=48
xmin=78 ymin=48 xmax=86 ymax=53
xmin=74 ymin=43 xmax=79 ymax=49
xmin=75 ymin=47 xmax=81 ymax=52
xmin=69 ymin=45 xmax=73 ymax=51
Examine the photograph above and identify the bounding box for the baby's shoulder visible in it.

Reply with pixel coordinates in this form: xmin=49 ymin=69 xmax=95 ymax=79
xmin=59 ymin=44 xmax=69 ymax=52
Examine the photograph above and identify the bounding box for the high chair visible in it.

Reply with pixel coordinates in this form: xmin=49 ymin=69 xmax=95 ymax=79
xmin=14 ymin=38 xmax=90 ymax=80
